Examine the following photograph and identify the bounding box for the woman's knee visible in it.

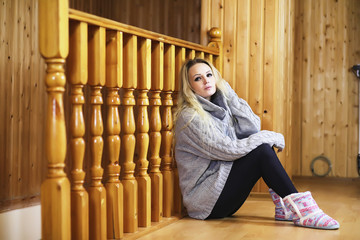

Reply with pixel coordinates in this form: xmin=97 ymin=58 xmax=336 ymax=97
xmin=253 ymin=143 xmax=276 ymax=158
xmin=256 ymin=143 xmax=274 ymax=151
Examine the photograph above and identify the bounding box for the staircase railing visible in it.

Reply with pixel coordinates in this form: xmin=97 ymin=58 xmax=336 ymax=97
xmin=39 ymin=1 xmax=222 ymax=239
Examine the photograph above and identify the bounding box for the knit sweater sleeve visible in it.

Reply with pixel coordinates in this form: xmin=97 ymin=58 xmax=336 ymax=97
xmin=175 ymin=110 xmax=285 ymax=162
xmin=224 ymin=81 xmax=261 ymax=138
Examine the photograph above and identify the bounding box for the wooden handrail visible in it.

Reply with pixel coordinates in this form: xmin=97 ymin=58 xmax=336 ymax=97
xmin=68 ymin=9 xmax=219 ymax=55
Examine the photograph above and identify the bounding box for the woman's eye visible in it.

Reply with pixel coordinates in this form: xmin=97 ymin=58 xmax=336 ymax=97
xmin=206 ymin=73 xmax=213 ymax=78
xmin=194 ymin=77 xmax=201 ymax=81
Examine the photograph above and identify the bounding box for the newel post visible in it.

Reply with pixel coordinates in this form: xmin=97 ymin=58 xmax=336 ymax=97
xmin=207 ymin=27 xmax=223 ymax=75
xmin=39 ymin=0 xmax=70 ymax=239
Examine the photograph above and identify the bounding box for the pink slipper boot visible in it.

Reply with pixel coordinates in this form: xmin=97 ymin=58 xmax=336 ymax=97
xmin=283 ymin=191 xmax=340 ymax=230
xmin=269 ymin=188 xmax=295 ymax=221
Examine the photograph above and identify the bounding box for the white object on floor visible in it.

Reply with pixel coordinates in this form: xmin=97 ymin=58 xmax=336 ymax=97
xmin=0 ymin=205 xmax=41 ymax=240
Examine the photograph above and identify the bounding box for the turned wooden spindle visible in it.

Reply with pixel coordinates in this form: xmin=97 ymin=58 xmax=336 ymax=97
xmin=42 ymin=58 xmax=70 ymax=240
xmin=162 ymin=44 xmax=175 ymax=217
xmin=195 ymin=51 xmax=205 ymax=59
xmin=186 ymin=49 xmax=196 ymax=60
xmin=70 ymin=85 xmax=89 ymax=240
xmin=173 ymin=47 xmax=186 ymax=216
xmin=105 ymin=31 xmax=123 ymax=239
xmin=39 ymin=0 xmax=70 ymax=239
xmin=121 ymin=34 xmax=138 ymax=233
xmin=149 ymin=41 xmax=164 ymax=222
xmin=68 ymin=21 xmax=89 ymax=240
xmin=88 ymin=26 xmax=107 ymax=240
xmin=208 ymin=27 xmax=223 ymax=74
xmin=205 ymin=53 xmax=214 ymax=64
xmin=136 ymin=38 xmax=152 ymax=227
xmin=173 ymin=47 xmax=185 ymax=108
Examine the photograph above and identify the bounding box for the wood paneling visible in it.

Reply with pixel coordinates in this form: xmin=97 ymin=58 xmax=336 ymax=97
xmin=202 ymin=0 xmax=359 ymax=180
xmin=0 ymin=0 xmax=47 ymax=212
xmin=294 ymin=0 xmax=360 ymax=177
xmin=347 ymin=0 xmax=360 ymax=178
xmin=202 ymin=0 xmax=296 ymax=192
xmin=69 ymin=0 xmax=201 ymax=43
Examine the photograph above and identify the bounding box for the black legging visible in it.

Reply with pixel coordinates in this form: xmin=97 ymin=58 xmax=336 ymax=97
xmin=207 ymin=143 xmax=298 ymax=219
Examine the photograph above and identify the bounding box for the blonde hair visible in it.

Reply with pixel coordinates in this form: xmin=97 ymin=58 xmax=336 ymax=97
xmin=174 ymin=58 xmax=228 ymax=129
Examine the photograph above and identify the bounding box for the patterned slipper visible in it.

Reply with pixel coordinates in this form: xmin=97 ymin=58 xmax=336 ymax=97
xmin=283 ymin=191 xmax=340 ymax=230
xmin=269 ymin=188 xmax=294 ymax=221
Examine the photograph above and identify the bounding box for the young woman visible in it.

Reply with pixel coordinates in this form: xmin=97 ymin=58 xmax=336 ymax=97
xmin=173 ymin=58 xmax=339 ymax=230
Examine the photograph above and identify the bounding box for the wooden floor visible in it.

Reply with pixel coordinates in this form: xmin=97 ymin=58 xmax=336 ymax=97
xmin=137 ymin=177 xmax=360 ymax=240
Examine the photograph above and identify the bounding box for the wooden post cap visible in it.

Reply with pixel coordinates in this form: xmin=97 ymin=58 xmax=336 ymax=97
xmin=208 ymin=28 xmax=221 ymax=40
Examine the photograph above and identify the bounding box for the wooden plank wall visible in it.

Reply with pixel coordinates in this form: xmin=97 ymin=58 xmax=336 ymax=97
xmin=201 ymin=0 xmax=359 ymax=180
xmin=69 ymin=0 xmax=201 ymax=44
xmin=0 ymin=0 xmax=200 ymax=212
xmin=293 ymin=0 xmax=360 ymax=177
xmin=0 ymin=0 xmax=47 ymax=211
xmin=201 ymin=0 xmax=295 ymax=192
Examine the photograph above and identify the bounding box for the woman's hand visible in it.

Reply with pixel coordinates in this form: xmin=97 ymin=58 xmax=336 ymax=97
xmin=273 ymin=133 xmax=285 ymax=152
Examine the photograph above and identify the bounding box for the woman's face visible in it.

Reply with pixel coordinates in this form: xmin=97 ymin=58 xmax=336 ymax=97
xmin=188 ymin=63 xmax=216 ymax=100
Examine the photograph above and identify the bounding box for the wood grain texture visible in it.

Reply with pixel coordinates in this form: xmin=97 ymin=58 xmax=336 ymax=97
xmin=0 ymin=0 xmax=47 ymax=213
xmin=295 ymin=0 xmax=360 ymax=177
xmin=201 ymin=0 xmax=359 ymax=181
xmin=208 ymin=0 xmax=359 ymax=180
xmin=136 ymin=37 xmax=152 ymax=228
xmin=69 ymin=0 xmax=201 ymax=43
xmin=136 ymin=178 xmax=360 ymax=240
xmin=202 ymin=0 xmax=296 ymax=192
xmin=39 ymin=0 xmax=71 ymax=239
xmin=105 ymin=30 xmax=123 ymax=239
xmin=68 ymin=20 xmax=89 ymax=240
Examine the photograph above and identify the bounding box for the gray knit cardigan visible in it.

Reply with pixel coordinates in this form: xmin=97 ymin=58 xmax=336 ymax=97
xmin=174 ymin=82 xmax=285 ymax=220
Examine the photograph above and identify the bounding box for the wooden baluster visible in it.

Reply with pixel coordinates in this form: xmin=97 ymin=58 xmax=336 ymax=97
xmin=196 ymin=51 xmax=205 ymax=59
xmin=39 ymin=0 xmax=70 ymax=239
xmin=88 ymin=26 xmax=107 ymax=240
xmin=205 ymin=53 xmax=213 ymax=64
xmin=136 ymin=38 xmax=152 ymax=227
xmin=68 ymin=21 xmax=89 ymax=240
xmin=121 ymin=34 xmax=138 ymax=233
xmin=105 ymin=30 xmax=123 ymax=239
xmin=162 ymin=44 xmax=175 ymax=217
xmin=186 ymin=49 xmax=196 ymax=60
xmin=173 ymin=47 xmax=186 ymax=114
xmin=149 ymin=41 xmax=164 ymax=222
xmin=173 ymin=47 xmax=186 ymax=216
xmin=208 ymin=28 xmax=223 ymax=75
